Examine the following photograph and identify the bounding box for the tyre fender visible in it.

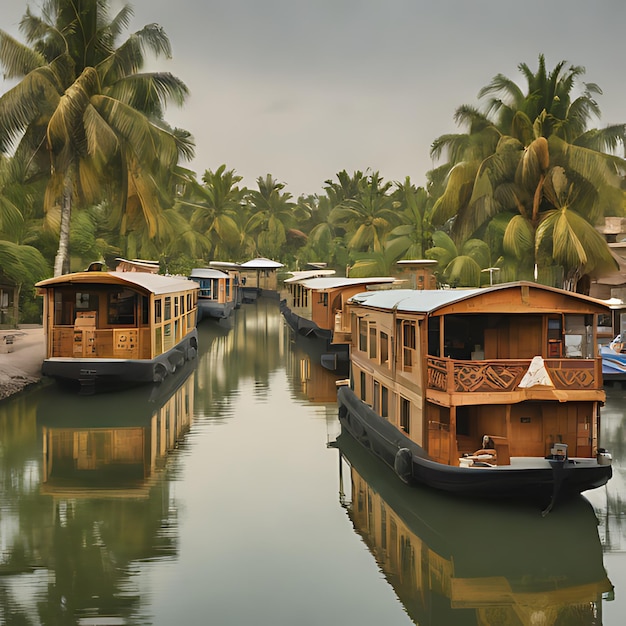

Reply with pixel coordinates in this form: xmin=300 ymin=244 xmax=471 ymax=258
xmin=394 ymin=448 xmax=413 ymax=484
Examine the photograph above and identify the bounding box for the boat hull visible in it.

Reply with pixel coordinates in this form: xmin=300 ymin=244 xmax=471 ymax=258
xmin=197 ymin=299 xmax=235 ymax=322
xmin=42 ymin=329 xmax=198 ymax=394
xmin=336 ymin=385 xmax=612 ymax=505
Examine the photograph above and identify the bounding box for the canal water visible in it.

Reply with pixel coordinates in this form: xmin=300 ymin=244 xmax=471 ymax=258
xmin=0 ymin=297 xmax=625 ymax=625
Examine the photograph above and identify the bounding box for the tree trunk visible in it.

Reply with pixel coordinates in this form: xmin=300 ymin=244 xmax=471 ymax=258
xmin=53 ymin=175 xmax=73 ymax=277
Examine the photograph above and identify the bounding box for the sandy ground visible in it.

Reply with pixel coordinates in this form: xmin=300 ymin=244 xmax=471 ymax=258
xmin=0 ymin=326 xmax=45 ymax=400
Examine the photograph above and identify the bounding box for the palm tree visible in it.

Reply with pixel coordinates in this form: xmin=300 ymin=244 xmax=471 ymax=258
xmin=328 ymin=171 xmax=400 ymax=254
xmin=181 ymin=165 xmax=245 ymax=260
xmin=247 ymin=174 xmax=302 ymax=259
xmin=425 ymin=231 xmax=492 ymax=287
xmin=429 ymin=55 xmax=625 ymax=291
xmin=387 ymin=177 xmax=433 ymax=259
xmin=0 ymin=0 xmax=193 ymax=275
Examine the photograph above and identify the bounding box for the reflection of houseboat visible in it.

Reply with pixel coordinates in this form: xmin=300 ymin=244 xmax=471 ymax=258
xmin=190 ymin=267 xmax=237 ymax=322
xmin=337 ymin=282 xmax=612 ymax=510
xmin=239 ymin=257 xmax=284 ymax=302
xmin=36 ymin=266 xmax=199 ymax=393
xmin=38 ymin=361 xmax=195 ymax=498
xmin=334 ymin=430 xmax=613 ymax=625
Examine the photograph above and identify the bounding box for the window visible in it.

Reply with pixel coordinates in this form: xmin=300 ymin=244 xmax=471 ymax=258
xmin=400 ymin=397 xmax=410 ymax=434
xmin=359 ymin=318 xmax=368 ymax=352
xmin=360 ymin=371 xmax=367 ymax=401
xmin=155 ymin=299 xmax=162 ymax=324
xmin=108 ymin=289 xmax=136 ymax=325
xmin=381 ymin=385 xmax=389 ymax=418
xmin=373 ymin=380 xmax=380 ymax=413
xmin=369 ymin=325 xmax=377 ymax=359
xmin=164 ymin=297 xmax=172 ymax=321
xmin=380 ymin=332 xmax=389 ymax=365
xmin=174 ymin=296 xmax=180 ymax=318
xmin=402 ymin=321 xmax=416 ymax=370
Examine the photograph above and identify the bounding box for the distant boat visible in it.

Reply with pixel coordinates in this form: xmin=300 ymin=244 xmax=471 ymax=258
xmin=337 ymin=281 xmax=613 ymax=513
xmin=36 ymin=266 xmax=199 ymax=393
xmin=239 ymin=258 xmax=284 ymax=301
xmin=190 ymin=267 xmax=237 ymax=322
xmin=280 ymin=275 xmax=396 ymax=372
xmin=600 ymin=334 xmax=626 ymax=382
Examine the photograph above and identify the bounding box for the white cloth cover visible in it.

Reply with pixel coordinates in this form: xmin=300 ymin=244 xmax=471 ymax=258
xmin=518 ymin=355 xmax=554 ymax=388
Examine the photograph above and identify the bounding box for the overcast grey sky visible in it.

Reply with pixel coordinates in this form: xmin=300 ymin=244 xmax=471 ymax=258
xmin=2 ymin=0 xmax=625 ymax=197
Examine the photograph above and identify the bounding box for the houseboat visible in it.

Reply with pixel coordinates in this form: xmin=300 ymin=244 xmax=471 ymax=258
xmin=190 ymin=267 xmax=237 ymax=321
xmin=280 ymin=276 xmax=397 ymax=372
xmin=336 ymin=282 xmax=613 ymax=512
xmin=239 ymin=257 xmax=284 ymax=302
xmin=333 ymin=430 xmax=612 ymax=625
xmin=36 ymin=267 xmax=199 ymax=393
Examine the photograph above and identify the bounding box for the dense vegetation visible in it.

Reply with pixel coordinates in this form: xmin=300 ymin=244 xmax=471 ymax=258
xmin=1 ymin=2 xmax=625 ymax=323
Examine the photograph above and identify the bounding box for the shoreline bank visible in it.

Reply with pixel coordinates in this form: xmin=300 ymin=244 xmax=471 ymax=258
xmin=0 ymin=326 xmax=45 ymax=401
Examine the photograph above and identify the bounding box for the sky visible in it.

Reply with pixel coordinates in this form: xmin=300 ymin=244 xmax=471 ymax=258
xmin=2 ymin=0 xmax=625 ymax=198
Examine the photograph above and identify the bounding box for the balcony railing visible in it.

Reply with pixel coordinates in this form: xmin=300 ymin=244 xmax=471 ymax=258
xmin=426 ymin=356 xmax=600 ymax=393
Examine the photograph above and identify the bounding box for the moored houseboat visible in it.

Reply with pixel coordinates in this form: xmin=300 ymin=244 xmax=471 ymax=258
xmin=337 ymin=281 xmax=613 ymax=512
xmin=239 ymin=257 xmax=284 ymax=302
xmin=280 ymin=275 xmax=397 ymax=372
xmin=36 ymin=267 xmax=199 ymax=393
xmin=190 ymin=267 xmax=237 ymax=322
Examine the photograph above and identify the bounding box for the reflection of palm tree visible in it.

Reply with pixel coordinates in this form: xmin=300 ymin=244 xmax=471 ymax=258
xmin=430 ymin=55 xmax=625 ymax=290
xmin=0 ymin=0 xmax=193 ymax=275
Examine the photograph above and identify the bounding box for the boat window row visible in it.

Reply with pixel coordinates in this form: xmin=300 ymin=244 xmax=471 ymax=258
xmin=197 ymin=278 xmax=231 ymax=301
xmin=356 ymin=365 xmax=412 ymax=434
xmin=354 ymin=312 xmax=599 ymax=367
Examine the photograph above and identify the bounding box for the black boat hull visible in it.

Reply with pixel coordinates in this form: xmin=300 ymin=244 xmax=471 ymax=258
xmin=337 ymin=385 xmax=612 ymax=505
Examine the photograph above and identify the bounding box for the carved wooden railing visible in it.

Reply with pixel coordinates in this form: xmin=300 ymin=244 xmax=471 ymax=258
xmin=426 ymin=356 xmax=600 ymax=393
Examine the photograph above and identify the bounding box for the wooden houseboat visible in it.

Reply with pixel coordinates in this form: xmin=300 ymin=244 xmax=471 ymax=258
xmin=209 ymin=261 xmax=243 ymax=309
xmin=239 ymin=257 xmax=284 ymax=301
xmin=190 ymin=267 xmax=237 ymax=321
xmin=336 ymin=282 xmax=613 ymax=511
xmin=280 ymin=276 xmax=397 ymax=372
xmin=36 ymin=268 xmax=199 ymax=393
xmin=334 ymin=430 xmax=612 ymax=624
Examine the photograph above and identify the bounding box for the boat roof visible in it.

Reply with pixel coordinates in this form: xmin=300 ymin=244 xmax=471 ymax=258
xmin=209 ymin=261 xmax=241 ymax=269
xmin=284 ymin=269 xmax=337 ymax=283
xmin=240 ymin=257 xmax=284 ymax=269
xmin=348 ymin=282 xmax=611 ymax=314
xmin=286 ymin=276 xmax=397 ymax=291
xmin=190 ymin=267 xmax=229 ymax=279
xmin=36 ymin=271 xmax=197 ymax=295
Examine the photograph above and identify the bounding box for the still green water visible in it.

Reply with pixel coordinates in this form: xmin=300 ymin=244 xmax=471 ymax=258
xmin=0 ymin=297 xmax=624 ymax=625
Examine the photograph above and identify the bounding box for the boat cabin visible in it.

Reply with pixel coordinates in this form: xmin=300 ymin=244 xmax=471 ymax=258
xmin=346 ymin=282 xmax=610 ymax=466
xmin=190 ymin=267 xmax=236 ymax=321
xmin=239 ymin=257 xmax=284 ymax=300
xmin=36 ymin=269 xmax=199 ymax=391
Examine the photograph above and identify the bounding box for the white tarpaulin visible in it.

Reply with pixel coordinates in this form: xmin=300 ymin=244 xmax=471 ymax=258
xmin=518 ymin=355 xmax=554 ymax=388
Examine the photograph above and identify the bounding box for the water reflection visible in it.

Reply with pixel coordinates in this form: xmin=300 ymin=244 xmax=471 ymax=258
xmin=587 ymin=385 xmax=626 ymax=554
xmin=0 ymin=360 xmax=196 ymax=624
xmin=334 ymin=429 xmax=613 ymax=625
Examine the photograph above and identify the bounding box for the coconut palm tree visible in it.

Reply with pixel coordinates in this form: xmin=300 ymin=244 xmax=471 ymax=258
xmin=0 ymin=0 xmax=194 ymax=275
xmin=179 ymin=165 xmax=246 ymax=260
xmin=387 ymin=177 xmax=433 ymax=259
xmin=429 ymin=55 xmax=625 ymax=291
xmin=328 ymin=171 xmax=400 ymax=254
xmin=247 ymin=174 xmax=302 ymax=259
